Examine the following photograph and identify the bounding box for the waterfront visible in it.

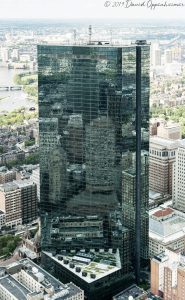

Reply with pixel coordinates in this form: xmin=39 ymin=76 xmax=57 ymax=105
xmin=0 ymin=67 xmax=35 ymax=112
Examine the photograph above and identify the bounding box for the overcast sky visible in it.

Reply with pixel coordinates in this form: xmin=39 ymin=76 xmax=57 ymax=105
xmin=0 ymin=0 xmax=184 ymax=20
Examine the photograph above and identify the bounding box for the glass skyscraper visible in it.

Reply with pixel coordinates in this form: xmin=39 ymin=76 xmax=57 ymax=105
xmin=38 ymin=41 xmax=150 ymax=300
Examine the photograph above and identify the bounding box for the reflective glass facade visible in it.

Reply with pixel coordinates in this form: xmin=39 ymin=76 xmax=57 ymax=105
xmin=38 ymin=43 xmax=150 ymax=291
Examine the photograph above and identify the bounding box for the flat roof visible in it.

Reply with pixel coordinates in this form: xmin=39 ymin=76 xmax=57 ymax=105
xmin=153 ymin=208 xmax=174 ymax=218
xmin=150 ymin=229 xmax=185 ymax=244
xmin=149 ymin=200 xmax=173 ymax=216
xmin=179 ymin=139 xmax=185 ymax=149
xmin=38 ymin=41 xmax=149 ymax=48
xmin=150 ymin=136 xmax=178 ymax=149
xmin=4 ymin=259 xmax=82 ymax=299
xmin=0 ymin=275 xmax=30 ymax=300
xmin=13 ymin=179 xmax=35 ymax=188
xmin=44 ymin=249 xmax=121 ymax=284
xmin=113 ymin=284 xmax=146 ymax=300
xmin=149 ymin=191 xmax=162 ymax=200
xmin=149 ymin=213 xmax=185 ymax=244
xmin=0 ymin=182 xmax=18 ymax=192
xmin=20 ymin=258 xmax=65 ymax=289
xmin=19 ymin=247 xmax=37 ymax=260
xmin=0 ymin=169 xmax=15 ymax=174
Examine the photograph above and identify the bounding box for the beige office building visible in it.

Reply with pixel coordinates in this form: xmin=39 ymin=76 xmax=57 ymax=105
xmin=149 ymin=137 xmax=178 ymax=195
xmin=157 ymin=121 xmax=181 ymax=140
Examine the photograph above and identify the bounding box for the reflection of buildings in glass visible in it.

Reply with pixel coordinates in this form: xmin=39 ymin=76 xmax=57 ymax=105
xmin=122 ymin=151 xmax=133 ymax=170
xmin=50 ymin=102 xmax=66 ymax=136
xmin=39 ymin=118 xmax=60 ymax=211
xmin=38 ymin=42 xmax=150 ymax=299
xmin=39 ymin=118 xmax=59 ymax=171
xmin=64 ymin=114 xmax=84 ymax=164
xmin=85 ymin=116 xmax=115 ymax=192
xmin=122 ymin=152 xmax=149 ymax=260
xmin=67 ymin=48 xmax=99 ymax=123
xmin=48 ymin=147 xmax=67 ymax=206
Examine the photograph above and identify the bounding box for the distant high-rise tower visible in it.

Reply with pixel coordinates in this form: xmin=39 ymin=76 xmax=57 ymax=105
xmin=38 ymin=41 xmax=150 ymax=300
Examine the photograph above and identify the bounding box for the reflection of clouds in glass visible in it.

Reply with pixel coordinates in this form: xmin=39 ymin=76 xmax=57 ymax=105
xmin=59 ymin=58 xmax=72 ymax=73
xmin=122 ymin=122 xmax=134 ymax=137
xmin=96 ymin=59 xmax=108 ymax=72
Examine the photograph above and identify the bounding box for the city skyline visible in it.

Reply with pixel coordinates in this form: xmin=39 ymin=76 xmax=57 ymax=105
xmin=0 ymin=16 xmax=185 ymax=300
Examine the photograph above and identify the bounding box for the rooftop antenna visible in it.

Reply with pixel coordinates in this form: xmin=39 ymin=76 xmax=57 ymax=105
xmin=73 ymin=29 xmax=77 ymax=44
xmin=110 ymin=29 xmax=113 ymax=45
xmin=89 ymin=25 xmax=92 ymax=44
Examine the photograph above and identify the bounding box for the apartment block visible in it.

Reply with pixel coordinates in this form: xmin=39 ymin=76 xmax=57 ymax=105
xmin=0 ymin=179 xmax=38 ymax=227
xmin=151 ymin=249 xmax=185 ymax=300
xmin=30 ymin=166 xmax=40 ymax=201
xmin=0 ymin=167 xmax=17 ymax=184
xmin=14 ymin=179 xmax=38 ymax=224
xmin=0 ymin=182 xmax=22 ymax=227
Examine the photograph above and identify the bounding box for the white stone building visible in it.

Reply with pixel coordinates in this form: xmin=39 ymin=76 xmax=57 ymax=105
xmin=173 ymin=140 xmax=185 ymax=212
xmin=0 ymin=258 xmax=84 ymax=300
xmin=149 ymin=207 xmax=185 ymax=257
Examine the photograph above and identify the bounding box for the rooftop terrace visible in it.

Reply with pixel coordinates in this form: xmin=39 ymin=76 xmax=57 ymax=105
xmin=44 ymin=248 xmax=121 ymax=283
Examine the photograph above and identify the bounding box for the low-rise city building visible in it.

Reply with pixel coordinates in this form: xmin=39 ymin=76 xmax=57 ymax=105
xmin=0 ymin=258 xmax=84 ymax=300
xmin=0 ymin=149 xmax=25 ymax=166
xmin=151 ymin=248 xmax=185 ymax=300
xmin=149 ymin=191 xmax=171 ymax=209
xmin=157 ymin=121 xmax=181 ymax=140
xmin=112 ymin=284 xmax=147 ymax=300
xmin=149 ymin=207 xmax=185 ymax=257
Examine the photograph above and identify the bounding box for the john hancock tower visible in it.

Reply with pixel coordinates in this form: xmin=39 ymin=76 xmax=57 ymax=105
xmin=38 ymin=40 xmax=150 ymax=300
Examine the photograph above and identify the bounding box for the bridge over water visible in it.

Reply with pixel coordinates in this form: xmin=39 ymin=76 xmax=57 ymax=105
xmin=0 ymin=85 xmax=23 ymax=91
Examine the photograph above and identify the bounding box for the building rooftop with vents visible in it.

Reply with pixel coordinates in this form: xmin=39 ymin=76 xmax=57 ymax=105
xmin=43 ymin=249 xmax=121 ymax=284
xmin=0 ymin=275 xmax=30 ymax=300
xmin=112 ymin=284 xmax=147 ymax=300
xmin=0 ymin=258 xmax=84 ymax=300
xmin=149 ymin=208 xmax=185 ymax=257
xmin=150 ymin=208 xmax=185 ymax=241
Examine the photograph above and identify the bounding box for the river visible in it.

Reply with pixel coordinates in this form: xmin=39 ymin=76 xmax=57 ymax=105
xmin=0 ymin=68 xmax=35 ymax=113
